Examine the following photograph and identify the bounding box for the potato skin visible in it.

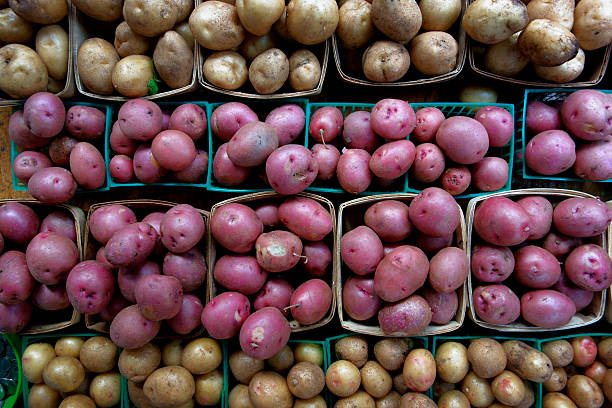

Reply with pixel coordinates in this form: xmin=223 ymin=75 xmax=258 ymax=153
xmin=410 ymin=31 xmax=458 ymax=76
xmin=69 ymin=142 xmax=106 ymax=190
xmin=143 ymin=366 xmax=195 ymax=408
xmin=249 ymin=48 xmax=289 ymax=94
xmin=153 ymin=30 xmax=193 ymax=89
xmin=73 ymin=0 xmax=123 ymax=22
xmin=286 ymin=0 xmax=339 ymax=45
xmin=189 ymin=1 xmax=245 ymax=51
xmin=203 ymin=51 xmax=248 ymax=90
xmin=289 ymin=49 xmax=321 ymax=91
xmin=0 ymin=8 xmax=35 ymax=43
xmin=337 ymin=0 xmax=375 ymax=49
xmin=503 ymin=340 xmax=553 ymax=382
xmin=123 ymin=0 xmax=178 ymax=37
xmin=249 ymin=371 xmax=293 ymax=408
xmin=435 ymin=341 xmax=469 ymax=384
xmin=462 ymin=0 xmax=528 ymax=44
xmin=484 ymin=32 xmax=530 ymax=77
xmin=573 ymin=0 xmax=612 ymax=51
xmin=378 ymin=294 xmax=432 ymax=336
xmin=78 ymin=38 xmax=119 ymax=95
xmin=0 ymin=44 xmax=48 ymax=98
xmin=35 ymin=25 xmax=68 ymax=80
xmin=518 ymin=19 xmax=579 ymax=67
xmin=371 ymin=0 xmax=422 ymax=43
xmin=9 ymin=0 xmax=67 ymax=24
xmin=362 ymin=41 xmax=410 ymax=83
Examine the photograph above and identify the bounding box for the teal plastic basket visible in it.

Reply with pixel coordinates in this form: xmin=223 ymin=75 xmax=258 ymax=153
xmin=519 ymin=88 xmax=612 ymax=183
xmin=11 ymin=102 xmax=113 ymax=193
xmin=108 ymin=101 xmax=210 ymax=189
xmin=0 ymin=334 xmax=21 ymax=408
xmin=206 ymin=99 xmax=309 ymax=193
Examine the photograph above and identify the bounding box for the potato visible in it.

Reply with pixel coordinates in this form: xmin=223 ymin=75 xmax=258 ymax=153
xmin=371 ymin=339 xmax=409 ymax=372
xmin=518 ymin=19 xmax=579 ymax=66
xmin=286 ymin=362 xmax=325 ymax=399
xmin=435 ymin=342 xmax=469 ymax=384
xmin=153 ymin=30 xmax=193 ymax=89
xmin=240 ymin=32 xmax=276 ymax=61
xmin=9 ymin=0 xmax=67 ymax=24
xmin=371 ymin=0 xmax=421 ymax=42
xmin=286 ymin=0 xmax=338 ymax=45
xmin=400 ymin=392 xmax=436 ymax=407
xmin=111 ymin=55 xmax=154 ymax=97
xmin=491 ymin=371 xmax=525 ymax=406
xmin=203 ymin=51 xmax=248 ymax=90
xmin=294 ymin=396 xmax=327 ymax=408
xmin=461 ymin=371 xmax=494 ymax=407
xmin=543 ymin=392 xmax=578 ymax=408
xmin=565 ymin=244 xmax=612 ymax=291
xmin=337 ymin=0 xmax=375 ymax=49
xmin=574 ymin=136 xmax=612 ymax=181
xmin=202 ymin=292 xmax=251 ymax=340
xmin=73 ymin=0 xmax=123 ymax=22
xmin=474 ymin=196 xmax=531 ymax=246
xmin=79 ymin=336 xmax=117 ymax=373
xmin=230 ymin=350 xmax=264 ymax=384
xmin=267 ymin=345 xmax=295 ymax=372
xmin=119 ymin=343 xmax=161 ymax=383
xmin=410 ymin=31 xmax=458 ymax=76
xmin=337 ymin=391 xmax=375 ymax=408
xmin=236 ymin=0 xmax=284 ymax=36
xmin=23 ymin=342 xmax=56 ymax=384
xmin=567 ymin=374 xmax=604 ymax=408
xmin=362 ymin=40 xmax=410 ymax=82
xmin=69 ymin=142 xmax=106 ymax=190
xmin=229 ymin=384 xmax=253 ymax=408
xmin=77 ymin=38 xmax=119 ymax=95
xmin=335 ymin=336 xmax=368 ymax=368
xmin=503 ymin=340 xmax=553 ymax=382
xmin=467 ymin=338 xmax=506 ymax=379
xmin=34 ymin=24 xmax=68 ymax=81
xmin=542 ymin=339 xmax=574 ymax=368
xmin=28 ymin=383 xmax=61 ymax=408
xmin=189 ymin=1 xmax=245 ymax=51
xmin=484 ymin=32 xmax=529 ymax=76
xmin=266 ymin=144 xmax=318 ymax=194
xmin=249 ymin=371 xmax=293 ymax=408
xmin=364 ymin=200 xmax=412 ymax=243
xmin=288 ymin=49 xmax=321 ymax=91
xmin=54 ymin=337 xmax=84 ymax=358
xmin=292 ymin=342 xmax=323 ymax=365
xmin=110 ymin=304 xmax=161 ymax=349
xmin=544 ymin=367 xmax=568 ymax=391
xmin=174 ymin=21 xmax=194 ymax=49
xmin=255 ymin=230 xmax=302 ymax=272
xmin=420 ymin=0 xmax=461 ymax=31
xmin=214 ymin=254 xmax=266 ymax=295
xmin=211 ymin=203 xmax=263 ymax=252
xmin=378 ymin=294 xmax=432 ymax=335
xmin=309 ymin=106 xmax=343 ymax=143
xmin=573 ymin=0 xmax=612 ymax=50
xmin=42 ymin=356 xmax=85 ymax=393
xmin=0 ymin=8 xmax=35 ymax=43
xmin=462 ymin=0 xmax=528 ymax=44
xmin=123 ymin=0 xmax=177 ymax=37
xmin=408 ymin=187 xmax=460 ymax=238
xmin=553 ymin=197 xmax=611 ymax=238
xmin=437 ymin=116 xmax=489 ymax=165
xmin=0 ymin=44 xmax=47 ymax=98
xmin=58 ymin=395 xmax=96 ymax=408
xmin=114 ymin=21 xmax=150 ymax=58
xmin=90 ymin=372 xmax=121 ymax=408
xmin=326 ymin=360 xmax=361 ymax=397
xmin=374 ymin=245 xmax=428 ymax=302
xmin=527 ymin=0 xmax=573 ymax=29
xmin=143 ymin=366 xmax=195 ymax=408
xmin=194 ymin=369 xmax=223 ymax=406
xmin=514 ymin=245 xmax=561 ymax=288
xmin=239 ymin=307 xmax=291 ymax=359
xmin=249 ymin=48 xmax=289 ymax=94
xmin=560 ymin=89 xmax=612 ymax=141
xmin=360 ymin=361 xmax=392 ymax=398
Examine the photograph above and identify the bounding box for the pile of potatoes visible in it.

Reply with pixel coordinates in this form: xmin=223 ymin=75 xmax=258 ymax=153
xmin=85 ymin=203 xmax=207 ymax=347
xmin=340 ymin=189 xmax=466 ymax=335
xmin=10 ymin=92 xmax=108 ymax=204
xmin=471 ymin=194 xmax=612 ymax=328
xmin=75 ymin=0 xmax=194 ymax=97
xmin=109 ymin=99 xmax=208 ymax=185
xmin=465 ymin=0 xmax=612 ymax=83
xmin=0 ymin=202 xmax=79 ymax=333
xmin=195 ymin=0 xmax=331 ymax=95
xmin=22 ymin=336 xmax=121 ymax=407
xmin=228 ymin=342 xmax=326 ymax=408
xmin=336 ymin=0 xmax=462 ymax=82
xmin=524 ymin=89 xmax=612 ymax=181
xmin=0 ymin=0 xmax=69 ymax=99
xmin=541 ymin=336 xmax=612 ymax=407
xmin=123 ymin=338 xmax=223 ymax=407
xmin=204 ymin=196 xmax=334 ymax=358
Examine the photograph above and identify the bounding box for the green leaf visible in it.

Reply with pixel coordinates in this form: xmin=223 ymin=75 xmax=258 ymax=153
xmin=148 ymin=78 xmax=159 ymax=95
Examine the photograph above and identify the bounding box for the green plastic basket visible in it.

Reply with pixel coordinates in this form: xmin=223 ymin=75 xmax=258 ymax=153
xmin=206 ymin=99 xmax=309 ymax=193
xmin=519 ymin=88 xmax=612 ymax=183
xmin=108 ymin=101 xmax=210 ymax=189
xmin=11 ymin=102 xmax=113 ymax=193
xmin=0 ymin=334 xmax=21 ymax=408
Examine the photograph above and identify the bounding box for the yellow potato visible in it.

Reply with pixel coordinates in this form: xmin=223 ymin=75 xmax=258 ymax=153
xmin=371 ymin=0 xmax=422 ymax=43
xmin=362 ymin=40 xmax=410 ymax=82
xmin=89 ymin=372 xmax=121 ymax=408
xmin=543 ymin=392 xmax=578 ymax=408
xmin=22 ymin=343 xmax=56 ymax=384
xmin=248 ymin=48 xmax=289 ymax=94
xmin=409 ymin=31 xmax=458 ymax=76
xmin=79 ymin=336 xmax=118 ymax=373
xmin=114 ymin=21 xmax=151 ymax=58
xmin=42 ymin=356 xmax=86 ymax=393
xmin=461 ymin=371 xmax=494 ymax=407
xmin=54 ymin=337 xmax=84 ymax=358
xmin=77 ymin=38 xmax=119 ymax=95
xmin=517 ymin=19 xmax=579 ymax=66
xmin=0 ymin=8 xmax=35 ymax=43
xmin=240 ymin=32 xmax=277 ymax=61
xmin=36 ymin=25 xmax=68 ymax=80
xmin=527 ymin=0 xmax=574 ymax=30
xmin=174 ymin=0 xmax=193 ymax=22
xmin=194 ymin=369 xmax=223 ymax=407
xmin=502 ymin=340 xmax=553 ymax=383
xmin=119 ymin=343 xmax=161 ymax=383
xmin=325 ymin=360 xmax=361 ymax=397
xmin=0 ymin=43 xmax=48 ymax=98
xmin=419 ymin=0 xmax=461 ymax=31
xmin=484 ymin=32 xmax=530 ymax=76
xmin=189 ymin=1 xmax=245 ymax=51
xmin=8 ymin=0 xmax=67 ymax=24
xmin=228 ymin=384 xmax=253 ymax=408
xmin=72 ymin=0 xmax=123 ymax=22
xmin=462 ymin=0 xmax=529 ymax=44
xmin=181 ymin=338 xmax=223 ymax=375
xmin=111 ymin=54 xmax=154 ymax=97
xmin=203 ymin=51 xmax=248 ymax=90
xmin=360 ymin=361 xmax=392 ymax=398
xmin=289 ymin=49 xmax=321 ymax=91
xmin=153 ymin=30 xmax=194 ymax=89
xmin=58 ymin=395 xmax=96 ymax=408
xmin=438 ymin=390 xmax=470 ymax=408
xmin=28 ymin=383 xmax=61 ymax=408
xmin=534 ymin=48 xmax=585 ymax=83
xmin=128 ymin=380 xmax=157 ymax=408
xmin=337 ymin=0 xmax=375 ymax=50
xmin=174 ymin=22 xmax=194 ymax=49
xmin=143 ymin=366 xmax=196 ymax=408
xmin=286 ymin=0 xmax=339 ymax=45
xmin=435 ymin=341 xmax=469 ymax=384
xmin=336 ymin=390 xmax=375 ymax=408
xmin=273 ymin=6 xmax=292 ymax=40
xmin=123 ymin=0 xmax=178 ymax=37
xmin=573 ymin=0 xmax=612 ymax=50
xmin=491 ymin=371 xmax=525 ymax=406
xmin=236 ymin=0 xmax=285 ymax=36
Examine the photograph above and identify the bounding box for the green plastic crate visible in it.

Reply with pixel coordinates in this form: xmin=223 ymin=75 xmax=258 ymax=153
xmin=11 ymin=102 xmax=113 ymax=193
xmin=0 ymin=334 xmax=21 ymax=408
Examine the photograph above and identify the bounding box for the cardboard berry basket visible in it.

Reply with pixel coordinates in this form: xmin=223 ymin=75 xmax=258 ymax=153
xmin=465 ymin=188 xmax=608 ymax=332
xmin=83 ymin=199 xmax=210 ymax=340
xmin=336 ymin=193 xmax=467 ymax=337
xmin=207 ymin=191 xmax=337 ymax=333
xmin=0 ymin=199 xmax=83 ymax=334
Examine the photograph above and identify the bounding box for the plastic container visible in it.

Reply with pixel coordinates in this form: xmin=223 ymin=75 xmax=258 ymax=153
xmin=0 ymin=334 xmax=21 ymax=408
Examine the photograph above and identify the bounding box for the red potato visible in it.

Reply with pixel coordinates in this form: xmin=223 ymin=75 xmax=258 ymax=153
xmin=516 ymin=196 xmax=553 ymax=240
xmin=525 ymin=130 xmax=576 ymax=175
xmin=49 ymin=135 xmax=79 ymax=166
xmin=565 ymin=244 xmax=612 ymax=291
xmin=211 ymin=203 xmax=263 ymax=253
xmin=160 ymin=204 xmax=205 ymax=253
xmin=542 ymin=231 xmax=583 ymax=260
xmin=89 ymin=204 xmax=137 ymax=245
xmin=369 ymin=139 xmax=416 ymax=180
xmin=0 ymin=251 xmax=35 ymax=304
xmin=151 ymin=130 xmax=197 ymax=171
xmin=239 ymin=307 xmax=291 ymax=359
xmin=340 ymin=226 xmax=384 ymax=276
xmin=96 ymin=248 xmax=114 ymax=269
xmin=413 ymin=107 xmax=445 ymax=143
xmin=474 ymin=106 xmax=514 ymax=147
xmin=213 ymin=143 xmax=251 ymax=186
xmin=265 ymin=104 xmax=306 ymax=146
xmin=254 ymin=203 xmax=280 ymax=229
xmin=514 ymin=246 xmax=561 ymax=289
xmin=342 ymin=110 xmax=379 ymax=152
xmin=370 ymin=99 xmax=416 ymax=141
xmin=337 ymin=149 xmax=372 ymax=193
xmin=99 ymin=293 xmax=130 ymax=322
xmin=211 ymin=102 xmax=259 ymax=142
xmin=163 ymin=248 xmax=206 ymax=292
xmin=472 ymin=284 xmax=521 ymax=325
xmin=110 ymin=304 xmax=161 ymax=349
xmin=142 ymin=212 xmax=164 ymax=253
xmin=0 ymin=300 xmax=32 ymax=333
xmin=411 ymin=143 xmax=445 ymax=183
xmin=378 ymin=295 xmax=432 ymax=336
xmin=302 ymin=241 xmax=331 ymax=276
xmin=408 ymin=187 xmax=460 ymax=238
xmin=0 ymin=202 xmax=39 ymax=245
xmin=342 ymin=275 xmax=382 ymax=321
xmin=374 ymin=245 xmax=429 ymax=302
xmin=69 ymin=142 xmax=106 ymax=190
xmin=473 ymin=196 xmax=531 ymax=246
xmin=311 ymin=143 xmax=340 ymax=181
xmin=8 ymin=110 xmax=50 ymax=149
xmin=289 ymin=279 xmax=332 ymax=325
xmin=135 ymin=274 xmax=183 ymax=321
xmin=118 ymin=261 xmax=161 ymax=303
xmin=117 ymin=99 xmax=163 ymax=141
xmin=110 ymin=121 xmax=138 ymax=156
xmin=560 ymin=89 xmax=612 ymax=141
xmin=133 ymin=144 xmax=168 ymax=183
xmin=31 ymin=283 xmax=70 ymax=311
xmin=173 ymin=149 xmax=208 ymax=183
xmin=525 ymin=101 xmax=561 ymax=134
xmin=109 ymin=155 xmax=134 ymax=183
xmin=521 ymin=289 xmax=576 ymax=328
xmin=26 ymin=232 xmax=79 ymax=285
xmin=104 ymin=222 xmax=158 ymax=268
xmin=265 ymin=144 xmax=319 ymax=194
xmin=278 ymin=197 xmax=332 ymax=241
xmin=255 ymin=230 xmax=303 ymax=273
xmin=422 ymin=288 xmax=458 ymax=325
xmin=403 ymin=349 xmax=436 ymax=392
xmin=169 ymin=103 xmax=207 ymax=141
xmin=364 ymin=200 xmax=412 ymax=243
xmin=471 ymin=157 xmax=509 ymax=192
xmin=415 ymin=232 xmax=453 ymax=254
xmin=12 ymin=151 xmax=52 ymax=183
xmin=27 ymin=167 xmax=77 ymax=204
xmin=428 ymin=247 xmax=468 ymax=294
xmin=441 ymin=166 xmax=471 ymax=196
xmin=309 ymin=106 xmax=343 ymax=143
xmin=436 ymin=116 xmax=489 ymax=164
xmin=65 ymin=105 xmax=105 ymax=141
xmin=66 ymin=260 xmax=114 ymax=314
xmin=574 ymin=136 xmax=612 ymax=181
xmin=213 ymin=255 xmax=267 ymax=295
xmin=40 ymin=210 xmax=75 ymax=243
xmin=471 ymin=244 xmax=515 ymax=283
xmin=227 ymin=121 xmax=279 ymax=167
xmin=253 ymin=279 xmax=293 ymax=315
xmin=553 ymin=273 xmax=594 ymax=311
xmin=0 ymin=234 xmax=3 ymax=253
xmin=201 ymin=291 xmax=251 ymax=339
xmin=553 ymin=197 xmax=612 ymax=238
xmin=571 ymin=337 xmax=598 ymax=368
xmin=23 ymin=92 xmax=65 ymax=138
xmin=166 ymin=294 xmax=203 ymax=335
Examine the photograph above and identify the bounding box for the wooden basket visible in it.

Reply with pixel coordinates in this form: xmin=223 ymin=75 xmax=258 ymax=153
xmin=83 ymin=199 xmax=210 ymax=339
xmin=207 ymin=192 xmax=337 ymax=332
xmin=0 ymin=199 xmax=84 ymax=334
xmin=336 ymin=193 xmax=467 ymax=337
xmin=465 ymin=188 xmax=607 ymax=332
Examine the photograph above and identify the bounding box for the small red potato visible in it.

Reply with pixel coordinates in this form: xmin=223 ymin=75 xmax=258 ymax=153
xmin=364 ymin=200 xmax=412 ymax=242
xmin=26 ymin=232 xmax=79 ymax=285
xmin=408 ymin=187 xmax=460 ymax=238
xmin=378 ymin=294 xmax=432 ymax=335
xmin=163 ymin=247 xmax=206 ymax=292
xmin=69 ymin=142 xmax=106 ymax=190
xmin=213 ymin=142 xmax=251 ymax=186
xmin=422 ymin=288 xmax=458 ymax=324
xmin=254 ymin=278 xmax=293 ymax=314
xmin=472 ymin=284 xmax=520 ymax=325
xmin=471 ymin=157 xmax=509 ymax=191
xmin=403 ymin=349 xmax=436 ymax=392
xmin=411 ymin=143 xmax=445 ymax=183
xmin=514 ymin=246 xmax=562 ymax=289
xmin=109 ymin=154 xmax=134 ymax=183
xmin=104 ymin=222 xmax=158 ymax=268
xmin=66 ymin=260 xmax=114 ymax=314
xmin=370 ymin=99 xmax=416 ymax=141
xmin=311 ymin=143 xmax=340 ymax=181
xmin=0 ymin=202 xmax=39 ymax=245
xmin=308 ymin=106 xmax=343 ymax=143
xmin=0 ymin=300 xmax=32 ymax=333
xmin=117 ymin=99 xmax=163 ymax=141
xmin=265 ymin=144 xmax=319 ymax=194
xmin=142 ymin=211 xmax=164 ymax=253
xmin=160 ymin=204 xmax=205 ymax=253
xmin=254 ymin=203 xmax=280 ymax=228
xmin=302 ymin=241 xmax=332 ymax=276
xmin=416 ymin=233 xmax=453 ymax=254
xmin=428 ymin=247 xmax=468 ymax=293
xmin=525 ymin=101 xmax=561 ymax=134
xmin=98 ymin=293 xmax=129 ymax=322
xmin=49 ymin=135 xmax=79 ymax=166
xmin=211 ymin=203 xmax=263 ymax=253
xmin=473 ymin=196 xmax=531 ymax=246
xmin=279 ymin=197 xmax=332 ymax=241
xmin=525 ymin=130 xmax=576 ymax=175
xmin=265 ymin=104 xmax=306 ymax=146
xmin=255 ymin=230 xmax=303 ymax=273
xmin=174 ymin=149 xmax=208 ymax=183
xmin=27 ymin=167 xmax=77 ymax=204
xmin=572 ymin=336 xmax=598 ymax=368
xmin=65 ymin=105 xmax=105 ymax=141
xmin=167 ymin=294 xmax=203 ymax=335
xmin=553 ymin=197 xmax=612 ymax=238
xmin=574 ymin=136 xmax=612 ymax=181
xmin=561 ymin=89 xmax=612 ymax=141
xmin=239 ymin=306 xmax=291 ymax=359
xmin=342 ymin=275 xmax=382 ymax=321
xmin=436 ymin=116 xmax=489 ymax=164
xmin=89 ymin=204 xmax=137 ymax=245
xmin=375 ymin=245 xmax=429 ymax=302
xmin=23 ymin=92 xmax=66 ymax=139
xmin=521 ymin=289 xmax=576 ymax=328
xmin=135 ymin=274 xmax=183 ymax=321
xmin=118 ymin=261 xmax=161 ymax=303
xmin=169 ymin=103 xmax=207 ymax=141
xmin=213 ymin=255 xmax=267 ymax=295
xmin=471 ymin=244 xmax=515 ymax=283
xmin=109 ymin=121 xmax=138 ymax=156
xmin=201 ymin=291 xmax=250 ymax=339
xmin=151 ymin=130 xmax=197 ymax=171
xmin=342 ymin=110 xmax=379 ymax=152
xmin=0 ymin=251 xmax=35 ymax=304
xmin=475 ymin=106 xmax=514 ymax=147
xmin=413 ymin=107 xmax=445 ymax=143
xmin=337 ymin=148 xmax=372 ymax=193
xmin=227 ymin=121 xmax=279 ymax=167
xmin=96 ymin=247 xmax=114 ymax=269
xmin=369 ymin=139 xmax=416 ymax=180
xmin=211 ymin=102 xmax=258 ymax=142
xmin=31 ymin=283 xmax=70 ymax=311
xmin=542 ymin=231 xmax=583 ymax=259
xmin=110 ymin=305 xmax=161 ymax=349
xmin=517 ymin=195 xmax=553 ymax=240
xmin=133 ymin=144 xmax=168 ymax=183
xmin=441 ymin=166 xmax=471 ymax=196
xmin=8 ymin=110 xmax=50 ymax=149
xmin=289 ymin=279 xmax=332 ymax=325
xmin=12 ymin=151 xmax=52 ymax=183
xmin=565 ymin=244 xmax=612 ymax=291
xmin=340 ymin=226 xmax=384 ymax=275
xmin=553 ymin=273 xmax=594 ymax=312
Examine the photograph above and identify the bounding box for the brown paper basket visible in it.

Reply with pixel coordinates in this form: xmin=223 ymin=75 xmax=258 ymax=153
xmin=0 ymin=199 xmax=84 ymax=334
xmin=207 ymin=191 xmax=337 ymax=332
xmin=465 ymin=188 xmax=607 ymax=332
xmin=607 ymin=200 xmax=612 ymax=324
xmin=83 ymin=199 xmax=210 ymax=339
xmin=336 ymin=193 xmax=467 ymax=337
